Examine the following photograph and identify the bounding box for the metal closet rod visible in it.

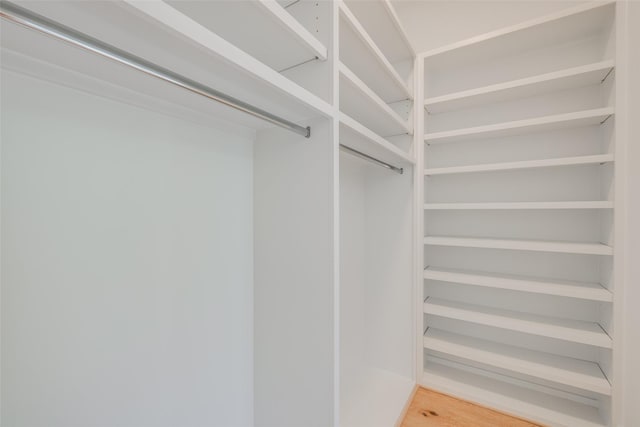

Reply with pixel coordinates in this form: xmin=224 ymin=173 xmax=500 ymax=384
xmin=0 ymin=1 xmax=312 ymax=138
xmin=340 ymin=144 xmax=404 ymax=174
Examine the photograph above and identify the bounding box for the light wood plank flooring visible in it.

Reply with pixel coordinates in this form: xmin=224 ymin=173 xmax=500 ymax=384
xmin=400 ymin=387 xmax=544 ymax=427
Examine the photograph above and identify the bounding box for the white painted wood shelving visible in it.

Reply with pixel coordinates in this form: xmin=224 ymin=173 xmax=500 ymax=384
xmin=1 ymin=0 xmax=334 ymax=135
xmin=337 ymin=2 xmax=415 ymax=427
xmin=337 ymin=0 xmax=415 ymax=170
xmin=417 ymin=2 xmax=619 ymax=426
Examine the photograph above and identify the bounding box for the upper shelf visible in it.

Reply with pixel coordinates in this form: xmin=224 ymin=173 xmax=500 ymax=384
xmin=421 ymin=1 xmax=615 ymax=70
xmin=424 ymin=108 xmax=614 ymax=144
xmin=339 ymin=62 xmax=410 ymax=138
xmin=425 ymin=61 xmax=614 ymax=114
xmin=342 ymin=0 xmax=414 ymax=64
xmin=165 ymin=0 xmax=327 ymax=72
xmin=339 ymin=1 xmax=412 ymax=103
xmin=339 ymin=113 xmax=414 ymax=167
xmin=0 ymin=1 xmax=333 ymax=135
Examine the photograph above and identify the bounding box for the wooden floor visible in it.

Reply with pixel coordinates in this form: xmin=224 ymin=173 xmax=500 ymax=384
xmin=400 ymin=387 xmax=544 ymax=427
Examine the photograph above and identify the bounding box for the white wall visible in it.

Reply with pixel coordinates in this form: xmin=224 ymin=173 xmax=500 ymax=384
xmin=253 ymin=119 xmax=335 ymax=427
xmin=1 ymin=71 xmax=254 ymax=427
xmin=623 ymin=1 xmax=640 ymax=425
xmin=394 ymin=0 xmax=584 ymax=53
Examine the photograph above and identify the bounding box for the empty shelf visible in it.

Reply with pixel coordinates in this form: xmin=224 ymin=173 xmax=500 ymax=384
xmin=423 ymin=267 xmax=613 ymax=302
xmin=424 ymin=328 xmax=611 ymax=395
xmin=339 ymin=62 xmax=410 ymax=137
xmin=339 ymin=2 xmax=411 ymax=102
xmin=421 ymin=361 xmax=606 ymax=427
xmin=421 ymin=1 xmax=614 ymax=70
xmin=424 ymin=108 xmax=614 ymax=144
xmin=11 ymin=0 xmax=334 ymax=134
xmin=424 ymin=236 xmax=613 ymax=256
xmin=424 ymin=154 xmax=613 ymax=176
xmin=425 ymin=61 xmax=614 ymax=113
xmin=423 ymin=297 xmax=612 ymax=348
xmin=165 ymin=0 xmax=327 ymax=71
xmin=343 ymin=0 xmax=414 ymax=64
xmin=339 ymin=113 xmax=414 ymax=166
xmin=423 ymin=201 xmax=614 ymax=210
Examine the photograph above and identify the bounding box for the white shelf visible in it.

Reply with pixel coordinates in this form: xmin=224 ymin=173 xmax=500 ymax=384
xmin=424 ymin=108 xmax=614 ymax=144
xmin=343 ymin=0 xmax=414 ymax=64
xmin=421 ymin=361 xmax=606 ymax=427
xmin=2 ymin=1 xmax=333 ymax=135
xmin=424 ymin=236 xmax=613 ymax=256
xmin=425 ymin=61 xmax=614 ymax=114
xmin=421 ymin=1 xmax=615 ymax=70
xmin=424 ymin=201 xmax=614 ymax=210
xmin=423 ymin=267 xmax=613 ymax=302
xmin=339 ymin=113 xmax=414 ymax=166
xmin=424 ymin=328 xmax=611 ymax=395
xmin=166 ymin=0 xmax=327 ymax=71
xmin=339 ymin=1 xmax=412 ymax=103
xmin=339 ymin=62 xmax=410 ymax=137
xmin=423 ymin=297 xmax=613 ymax=348
xmin=424 ymin=154 xmax=614 ymax=176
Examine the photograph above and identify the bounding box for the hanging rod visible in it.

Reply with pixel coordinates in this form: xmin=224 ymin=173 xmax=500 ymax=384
xmin=0 ymin=1 xmax=312 ymax=138
xmin=339 ymin=145 xmax=403 ymax=174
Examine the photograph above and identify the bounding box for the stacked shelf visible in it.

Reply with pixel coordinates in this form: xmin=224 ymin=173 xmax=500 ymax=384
xmin=423 ymin=328 xmax=611 ymax=395
xmin=422 ymin=361 xmax=605 ymax=427
xmin=338 ymin=0 xmax=414 ymax=168
xmin=337 ymin=2 xmax=415 ymax=427
xmin=424 ymin=201 xmax=615 ymax=210
xmin=419 ymin=2 xmax=617 ymax=425
xmin=339 ymin=1 xmax=411 ymax=102
xmin=423 ymin=298 xmax=612 ymax=348
xmin=424 ymin=107 xmax=614 ymax=144
xmin=424 ymin=60 xmax=614 ymax=114
xmin=424 ymin=236 xmax=613 ymax=256
xmin=165 ymin=0 xmax=328 ymax=71
xmin=339 ymin=62 xmax=409 ymax=137
xmin=424 ymin=266 xmax=613 ymax=301
xmin=424 ymin=153 xmax=614 ymax=176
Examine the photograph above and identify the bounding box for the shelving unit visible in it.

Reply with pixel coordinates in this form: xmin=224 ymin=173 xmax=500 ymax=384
xmin=417 ymin=2 xmax=620 ymax=425
xmin=422 ymin=361 xmax=606 ymax=427
xmin=339 ymin=62 xmax=409 ymax=137
xmin=423 ymin=267 xmax=613 ymax=302
xmin=0 ymin=1 xmax=334 ymax=135
xmin=421 ymin=1 xmax=615 ymax=71
xmin=339 ymin=113 xmax=414 ymax=167
xmin=337 ymin=2 xmax=415 ymax=427
xmin=336 ymin=0 xmax=414 ymax=172
xmin=165 ymin=0 xmax=328 ymax=71
xmin=423 ymin=297 xmax=612 ymax=348
xmin=424 ymin=108 xmax=614 ymax=144
xmin=423 ymin=328 xmax=611 ymax=395
xmin=342 ymin=0 xmax=414 ymax=66
xmin=425 ymin=60 xmax=614 ymax=114
xmin=424 ymin=236 xmax=613 ymax=256
xmin=424 ymin=201 xmax=614 ymax=210
xmin=424 ymin=154 xmax=614 ymax=176
xmin=338 ymin=1 xmax=411 ymax=102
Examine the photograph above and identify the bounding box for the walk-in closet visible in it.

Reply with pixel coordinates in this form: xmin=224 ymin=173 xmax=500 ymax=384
xmin=1 ymin=1 xmax=637 ymax=427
